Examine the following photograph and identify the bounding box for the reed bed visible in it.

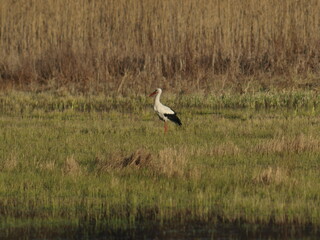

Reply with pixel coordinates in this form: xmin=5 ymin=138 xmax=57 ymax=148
xmin=1 ymin=0 xmax=320 ymax=94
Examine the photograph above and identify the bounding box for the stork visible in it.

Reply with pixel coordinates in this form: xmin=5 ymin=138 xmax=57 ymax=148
xmin=149 ymin=88 xmax=182 ymax=133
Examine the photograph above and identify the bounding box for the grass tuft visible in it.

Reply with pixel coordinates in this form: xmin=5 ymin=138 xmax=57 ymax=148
xmin=155 ymin=148 xmax=189 ymax=178
xmin=94 ymin=149 xmax=153 ymax=172
xmin=62 ymin=156 xmax=82 ymax=176
xmin=253 ymin=166 xmax=292 ymax=186
xmin=122 ymin=149 xmax=153 ymax=169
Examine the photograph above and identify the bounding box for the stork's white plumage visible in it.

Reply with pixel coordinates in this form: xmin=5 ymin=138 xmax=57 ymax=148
xmin=149 ymin=88 xmax=182 ymax=133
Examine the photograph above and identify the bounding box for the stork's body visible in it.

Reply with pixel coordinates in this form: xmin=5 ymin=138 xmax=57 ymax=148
xmin=149 ymin=88 xmax=182 ymax=133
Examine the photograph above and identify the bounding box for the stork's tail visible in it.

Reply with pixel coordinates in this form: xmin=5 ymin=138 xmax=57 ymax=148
xmin=165 ymin=114 xmax=182 ymax=126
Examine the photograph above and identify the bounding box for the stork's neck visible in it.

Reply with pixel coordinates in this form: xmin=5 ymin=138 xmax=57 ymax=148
xmin=154 ymin=91 xmax=162 ymax=105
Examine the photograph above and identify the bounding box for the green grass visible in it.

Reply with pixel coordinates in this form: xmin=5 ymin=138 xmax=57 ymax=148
xmin=1 ymin=91 xmax=320 ymax=238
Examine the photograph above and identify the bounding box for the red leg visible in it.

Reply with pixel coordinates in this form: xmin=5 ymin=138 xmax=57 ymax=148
xmin=164 ymin=122 xmax=168 ymax=133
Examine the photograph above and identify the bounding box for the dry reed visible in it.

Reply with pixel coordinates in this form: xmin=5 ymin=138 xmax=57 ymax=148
xmin=1 ymin=0 xmax=320 ymax=93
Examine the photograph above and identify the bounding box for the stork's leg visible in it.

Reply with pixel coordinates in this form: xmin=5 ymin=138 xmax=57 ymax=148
xmin=164 ymin=122 xmax=168 ymax=133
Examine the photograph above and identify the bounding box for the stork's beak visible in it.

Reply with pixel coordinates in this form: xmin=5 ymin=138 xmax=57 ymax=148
xmin=149 ymin=90 xmax=157 ymax=97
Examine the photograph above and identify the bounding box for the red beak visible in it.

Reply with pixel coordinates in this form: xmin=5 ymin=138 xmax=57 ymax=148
xmin=149 ymin=90 xmax=157 ymax=97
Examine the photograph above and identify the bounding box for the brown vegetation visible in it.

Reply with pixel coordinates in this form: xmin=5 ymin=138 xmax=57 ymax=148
xmin=94 ymin=149 xmax=153 ymax=172
xmin=94 ymin=148 xmax=194 ymax=178
xmin=253 ymin=166 xmax=292 ymax=185
xmin=1 ymin=0 xmax=320 ymax=93
xmin=122 ymin=149 xmax=153 ymax=169
xmin=63 ymin=155 xmax=82 ymax=176
xmin=253 ymin=134 xmax=320 ymax=155
xmin=1 ymin=153 xmax=18 ymax=171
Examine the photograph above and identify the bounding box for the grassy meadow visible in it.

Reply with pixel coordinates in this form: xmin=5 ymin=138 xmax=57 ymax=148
xmin=1 ymin=91 xmax=320 ymax=238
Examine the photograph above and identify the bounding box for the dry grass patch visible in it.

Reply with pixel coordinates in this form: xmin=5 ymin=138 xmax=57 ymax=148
xmin=253 ymin=134 xmax=320 ymax=155
xmin=192 ymin=142 xmax=241 ymax=157
xmin=95 ymin=149 xmax=152 ymax=172
xmin=1 ymin=153 xmax=18 ymax=171
xmin=121 ymin=149 xmax=153 ymax=169
xmin=35 ymin=161 xmax=56 ymax=172
xmin=253 ymin=166 xmax=293 ymax=185
xmin=94 ymin=153 xmax=122 ymax=173
xmin=63 ymin=155 xmax=82 ymax=176
xmin=94 ymin=148 xmax=196 ymax=179
xmin=208 ymin=142 xmax=241 ymax=157
xmin=154 ymin=148 xmax=189 ymax=178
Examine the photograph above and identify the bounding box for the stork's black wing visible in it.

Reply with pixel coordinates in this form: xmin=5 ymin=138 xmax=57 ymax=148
xmin=164 ymin=113 xmax=182 ymax=126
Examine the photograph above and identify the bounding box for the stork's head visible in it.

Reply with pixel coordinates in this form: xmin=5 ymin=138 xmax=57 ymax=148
xmin=149 ymin=88 xmax=162 ymax=97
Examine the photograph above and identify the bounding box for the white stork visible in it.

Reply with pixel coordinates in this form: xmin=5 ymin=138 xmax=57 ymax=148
xmin=149 ymin=88 xmax=182 ymax=133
